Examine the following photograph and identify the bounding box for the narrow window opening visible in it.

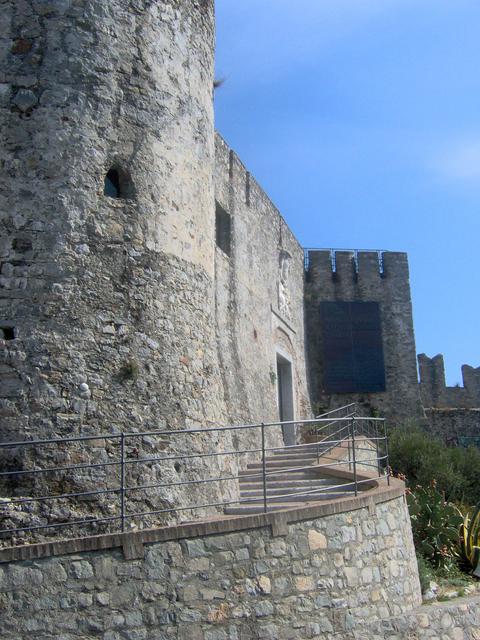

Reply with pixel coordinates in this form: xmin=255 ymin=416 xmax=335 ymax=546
xmin=13 ymin=238 xmax=33 ymax=253
xmin=1 ymin=326 xmax=15 ymax=340
xmin=104 ymin=168 xmax=121 ymax=198
xmin=245 ymin=171 xmax=251 ymax=206
xmin=215 ymin=202 xmax=231 ymax=256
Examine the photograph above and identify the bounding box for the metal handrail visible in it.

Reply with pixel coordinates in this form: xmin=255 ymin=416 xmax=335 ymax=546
xmin=0 ymin=415 xmax=360 ymax=449
xmin=314 ymin=403 xmax=356 ymax=419
xmin=312 ymin=404 xmax=357 ymax=462
xmin=0 ymin=408 xmax=390 ymax=542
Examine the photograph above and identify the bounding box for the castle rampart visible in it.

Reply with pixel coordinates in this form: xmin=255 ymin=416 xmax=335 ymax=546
xmin=418 ymin=354 xmax=480 ymax=408
xmin=418 ymin=354 xmax=480 ymax=442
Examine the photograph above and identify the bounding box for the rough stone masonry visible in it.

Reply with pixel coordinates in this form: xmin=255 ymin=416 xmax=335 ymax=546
xmin=0 ymin=0 xmax=237 ymax=522
xmin=0 ymin=485 xmax=423 ymax=640
xmin=0 ymin=1 xmax=479 ymax=639
xmin=2 ymin=481 xmax=478 ymax=639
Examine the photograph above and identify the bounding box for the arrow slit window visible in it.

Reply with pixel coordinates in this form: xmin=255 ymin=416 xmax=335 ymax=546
xmin=215 ymin=202 xmax=231 ymax=256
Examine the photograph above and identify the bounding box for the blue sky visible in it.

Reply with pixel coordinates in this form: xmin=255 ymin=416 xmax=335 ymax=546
xmin=214 ymin=0 xmax=480 ymax=386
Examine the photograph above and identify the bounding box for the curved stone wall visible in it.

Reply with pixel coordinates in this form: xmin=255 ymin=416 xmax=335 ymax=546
xmin=0 ymin=480 xmax=422 ymax=639
xmin=0 ymin=0 xmax=233 ymax=517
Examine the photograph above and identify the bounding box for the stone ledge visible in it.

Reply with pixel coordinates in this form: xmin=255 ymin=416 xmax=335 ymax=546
xmin=0 ymin=477 xmax=404 ymax=564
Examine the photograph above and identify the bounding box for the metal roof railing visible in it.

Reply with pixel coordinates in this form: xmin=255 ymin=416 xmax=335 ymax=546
xmin=303 ymin=248 xmax=388 ymax=274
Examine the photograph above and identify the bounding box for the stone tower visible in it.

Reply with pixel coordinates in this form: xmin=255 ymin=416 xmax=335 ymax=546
xmin=305 ymin=250 xmax=423 ymax=425
xmin=0 ymin=0 xmax=233 ymax=522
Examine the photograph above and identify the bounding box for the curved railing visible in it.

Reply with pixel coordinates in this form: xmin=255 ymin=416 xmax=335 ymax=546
xmin=0 ymin=405 xmax=389 ymax=543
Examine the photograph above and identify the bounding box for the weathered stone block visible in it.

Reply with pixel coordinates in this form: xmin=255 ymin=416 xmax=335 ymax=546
xmin=70 ymin=560 xmax=93 ymax=579
xmin=255 ymin=601 xmax=274 ymax=618
xmin=308 ymin=529 xmax=327 ymax=551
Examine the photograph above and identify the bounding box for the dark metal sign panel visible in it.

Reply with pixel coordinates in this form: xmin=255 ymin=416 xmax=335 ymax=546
xmin=320 ymin=301 xmax=386 ymax=393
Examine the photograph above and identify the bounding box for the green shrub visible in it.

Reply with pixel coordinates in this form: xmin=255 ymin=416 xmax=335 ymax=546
xmin=388 ymin=424 xmax=480 ymax=507
xmin=447 ymin=447 xmax=480 ymax=507
xmin=416 ymin=553 xmax=433 ymax=593
xmin=407 ymin=484 xmax=463 ymax=569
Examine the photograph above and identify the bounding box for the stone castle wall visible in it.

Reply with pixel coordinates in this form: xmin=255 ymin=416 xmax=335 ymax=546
xmin=423 ymin=408 xmax=480 ymax=444
xmin=0 ymin=481 xmax=423 ymax=639
xmin=418 ymin=355 xmax=480 ymax=442
xmin=419 ymin=354 xmax=480 ymax=409
xmin=0 ymin=0 xmax=236 ymax=524
xmin=0 ymin=4 xmax=474 ymax=640
xmin=214 ymin=134 xmax=311 ymax=452
xmin=305 ymin=251 xmax=423 ymax=425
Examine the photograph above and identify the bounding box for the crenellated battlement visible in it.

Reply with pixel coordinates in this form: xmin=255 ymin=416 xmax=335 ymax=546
xmin=305 ymin=250 xmax=413 ymax=306
xmin=418 ymin=353 xmax=480 ymax=408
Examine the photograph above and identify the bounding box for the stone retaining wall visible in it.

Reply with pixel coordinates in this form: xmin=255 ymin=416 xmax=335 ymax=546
xmin=0 ymin=480 xmax=422 ymax=639
xmin=354 ymin=596 xmax=480 ymax=639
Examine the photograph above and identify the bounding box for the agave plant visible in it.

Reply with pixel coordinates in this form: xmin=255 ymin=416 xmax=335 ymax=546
xmin=407 ymin=483 xmax=463 ymax=569
xmin=460 ymin=506 xmax=480 ymax=578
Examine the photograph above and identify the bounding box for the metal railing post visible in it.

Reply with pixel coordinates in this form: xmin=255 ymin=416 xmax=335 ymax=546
xmin=383 ymin=420 xmax=390 ymax=486
xmin=316 ymin=420 xmax=320 ymax=463
xmin=261 ymin=423 xmax=268 ymax=513
xmin=375 ymin=420 xmax=381 ymax=478
xmin=120 ymin=433 xmax=126 ymax=532
xmin=350 ymin=417 xmax=358 ymax=496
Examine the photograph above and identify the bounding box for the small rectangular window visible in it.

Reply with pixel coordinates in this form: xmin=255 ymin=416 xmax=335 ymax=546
xmin=215 ymin=202 xmax=231 ymax=256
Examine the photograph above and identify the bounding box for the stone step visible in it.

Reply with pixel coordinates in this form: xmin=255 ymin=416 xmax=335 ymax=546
xmin=269 ymin=451 xmax=319 ymax=458
xmin=244 ymin=459 xmax=321 ymax=470
xmin=272 ymin=443 xmax=343 ymax=455
xmin=274 ymin=444 xmax=332 ymax=453
xmin=263 ymin=455 xmax=319 ymax=464
xmin=238 ymin=491 xmax=354 ymax=503
xmin=225 ymin=441 xmax=358 ymax=516
xmin=271 ymin=446 xmax=323 ymax=454
xmin=224 ymin=502 xmax=307 ymax=515
xmin=240 ymin=486 xmax=354 ymax=498
xmin=238 ymin=478 xmax=341 ymax=490
xmin=238 ymin=467 xmax=322 ymax=482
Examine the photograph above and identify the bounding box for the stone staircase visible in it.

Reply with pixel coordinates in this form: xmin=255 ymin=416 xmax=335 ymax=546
xmin=224 ymin=443 xmax=362 ymax=515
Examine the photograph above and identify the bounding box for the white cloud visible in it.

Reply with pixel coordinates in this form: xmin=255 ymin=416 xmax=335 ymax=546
xmin=431 ymin=138 xmax=480 ymax=181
